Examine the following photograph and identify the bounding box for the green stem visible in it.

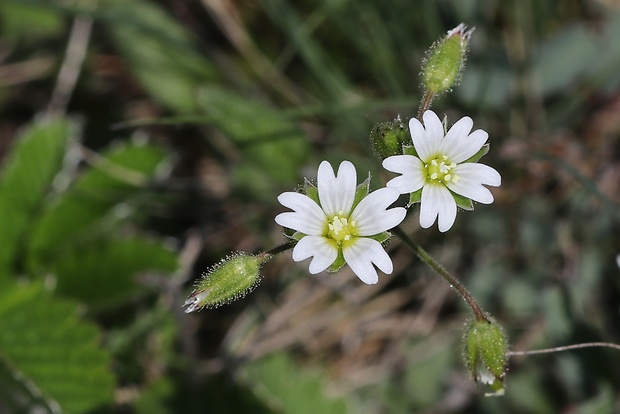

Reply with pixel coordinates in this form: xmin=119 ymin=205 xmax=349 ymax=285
xmin=257 ymin=241 xmax=296 ymax=263
xmin=393 ymin=226 xmax=487 ymax=321
xmin=417 ymin=90 xmax=435 ymax=120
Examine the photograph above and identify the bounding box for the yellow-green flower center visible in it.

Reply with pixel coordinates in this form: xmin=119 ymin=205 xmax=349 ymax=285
xmin=425 ymin=155 xmax=459 ymax=184
xmin=326 ymin=214 xmax=357 ymax=245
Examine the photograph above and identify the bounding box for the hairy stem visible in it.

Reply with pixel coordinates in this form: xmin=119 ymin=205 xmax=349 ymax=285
xmin=393 ymin=226 xmax=486 ymax=321
xmin=509 ymin=342 xmax=620 ymax=356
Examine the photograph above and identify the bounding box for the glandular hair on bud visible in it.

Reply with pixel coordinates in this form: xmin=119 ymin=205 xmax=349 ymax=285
xmin=184 ymin=252 xmax=263 ymax=312
xmin=370 ymin=116 xmax=408 ymax=160
xmin=462 ymin=316 xmax=509 ymax=396
xmin=422 ymin=23 xmax=473 ymax=95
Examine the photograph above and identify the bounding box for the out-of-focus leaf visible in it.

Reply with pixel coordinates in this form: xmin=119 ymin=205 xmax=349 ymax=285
xmin=27 ymin=140 xmax=165 ymax=272
xmin=242 ymin=353 xmax=348 ymax=414
xmin=52 ymin=237 xmax=178 ymax=306
xmin=0 ymin=117 xmax=75 ymax=277
xmin=0 ymin=283 xmax=114 ymax=413
xmin=103 ymin=0 xmax=217 ymax=113
xmin=134 ymin=374 xmax=273 ymax=414
xmin=403 ymin=338 xmax=454 ymax=408
xmin=533 ymin=13 xmax=620 ymax=96
xmin=196 ymin=85 xmax=309 ymax=188
xmin=0 ymin=2 xmax=63 ymax=41
xmin=572 ymin=386 xmax=616 ymax=414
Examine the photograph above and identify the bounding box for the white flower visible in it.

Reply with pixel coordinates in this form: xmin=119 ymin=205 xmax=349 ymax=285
xmin=382 ymin=110 xmax=501 ymax=232
xmin=275 ymin=160 xmax=406 ymax=284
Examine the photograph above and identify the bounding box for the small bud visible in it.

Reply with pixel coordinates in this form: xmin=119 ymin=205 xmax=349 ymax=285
xmin=183 ymin=252 xmax=263 ymax=312
xmin=422 ymin=23 xmax=473 ymax=95
xmin=370 ymin=116 xmax=409 ymax=159
xmin=462 ymin=316 xmax=509 ymax=396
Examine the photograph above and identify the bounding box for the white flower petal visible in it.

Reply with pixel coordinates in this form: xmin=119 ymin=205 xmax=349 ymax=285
xmin=350 ymin=187 xmax=405 ymax=235
xmin=410 ymin=113 xmax=437 ymax=161
xmin=419 ymin=185 xmax=457 ymax=232
xmin=383 ymin=155 xmax=425 ymax=194
xmin=454 ymin=163 xmax=501 ymax=186
xmin=317 ymin=160 xmax=356 ymax=216
xmin=292 ymin=236 xmax=338 ymax=274
xmin=343 ymin=238 xmax=393 ymax=284
xmin=422 ymin=111 xmax=444 ymax=145
xmin=442 ymin=128 xmax=489 ymax=164
xmin=275 ymin=192 xmax=326 ymax=235
xmin=444 ymin=116 xmax=473 ymax=144
xmin=447 ymin=163 xmax=501 ymax=204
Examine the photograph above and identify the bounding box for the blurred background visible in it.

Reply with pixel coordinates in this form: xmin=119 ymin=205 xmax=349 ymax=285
xmin=0 ymin=0 xmax=619 ymax=412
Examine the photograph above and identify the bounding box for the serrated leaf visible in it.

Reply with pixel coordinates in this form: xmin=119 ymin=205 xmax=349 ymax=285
xmin=52 ymin=238 xmax=178 ymax=306
xmin=0 ymin=117 xmax=75 ymax=276
xmin=0 ymin=284 xmax=114 ymax=413
xmin=28 ymin=141 xmax=165 ymax=271
xmin=242 ymin=353 xmax=348 ymax=414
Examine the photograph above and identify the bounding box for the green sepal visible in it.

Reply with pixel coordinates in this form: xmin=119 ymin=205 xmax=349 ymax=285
xmin=463 ymin=143 xmax=490 ymax=164
xmin=327 ymin=249 xmax=345 ymax=273
xmin=462 ymin=316 xmax=509 ymax=397
xmin=369 ymin=117 xmax=409 ymax=159
xmin=407 ymin=188 xmax=423 ymax=206
xmin=351 ymin=173 xmax=371 ymax=211
xmin=291 ymin=231 xmax=306 ymax=241
xmin=452 ymin=191 xmax=474 ymax=211
xmin=303 ymin=178 xmax=320 ymax=205
xmin=185 ymin=252 xmax=263 ymax=311
xmin=369 ymin=232 xmax=391 ymax=245
xmin=403 ymin=144 xmax=419 ymax=158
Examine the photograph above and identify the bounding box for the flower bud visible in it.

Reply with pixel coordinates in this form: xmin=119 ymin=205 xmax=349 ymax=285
xmin=462 ymin=316 xmax=509 ymax=396
xmin=422 ymin=23 xmax=473 ymax=95
xmin=184 ymin=252 xmax=263 ymax=312
xmin=370 ymin=116 xmax=408 ymax=159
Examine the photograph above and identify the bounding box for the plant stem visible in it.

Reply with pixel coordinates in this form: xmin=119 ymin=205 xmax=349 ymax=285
xmin=509 ymin=342 xmax=620 ymax=356
xmin=393 ymin=226 xmax=487 ymax=321
xmin=257 ymin=241 xmax=296 ymax=262
xmin=417 ymin=90 xmax=435 ymax=120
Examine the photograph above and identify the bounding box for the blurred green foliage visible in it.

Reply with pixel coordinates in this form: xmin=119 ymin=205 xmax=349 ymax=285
xmin=0 ymin=0 xmax=619 ymax=413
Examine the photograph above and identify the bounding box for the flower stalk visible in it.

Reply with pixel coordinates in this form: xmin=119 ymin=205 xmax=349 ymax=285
xmin=392 ymin=226 xmax=486 ymax=321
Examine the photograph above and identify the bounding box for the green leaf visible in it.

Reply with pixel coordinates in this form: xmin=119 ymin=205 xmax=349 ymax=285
xmin=0 ymin=2 xmax=64 ymax=41
xmin=0 ymin=117 xmax=76 ymax=276
xmin=103 ymin=0 xmax=217 ymax=113
xmin=28 ymin=141 xmax=165 ymax=272
xmin=195 ymin=85 xmax=309 ymax=187
xmin=242 ymin=353 xmax=348 ymax=414
xmin=0 ymin=283 xmax=114 ymax=413
xmin=52 ymin=238 xmax=178 ymax=306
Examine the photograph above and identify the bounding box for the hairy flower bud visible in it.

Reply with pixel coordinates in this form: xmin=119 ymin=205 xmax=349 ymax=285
xmin=462 ymin=317 xmax=509 ymax=396
xmin=370 ymin=116 xmax=409 ymax=159
xmin=184 ymin=252 xmax=263 ymax=312
xmin=422 ymin=23 xmax=473 ymax=95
